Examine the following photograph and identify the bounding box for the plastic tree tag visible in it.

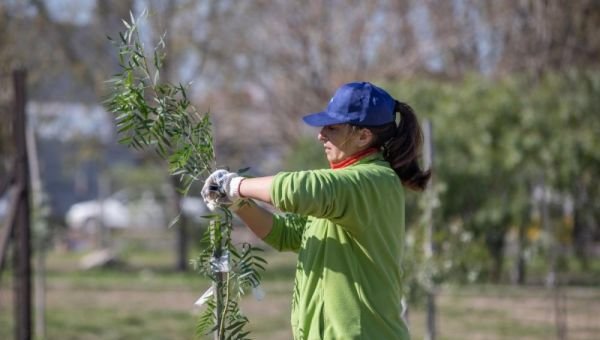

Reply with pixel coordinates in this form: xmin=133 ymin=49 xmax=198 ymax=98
xmin=194 ymin=286 xmax=214 ymax=307
xmin=252 ymin=286 xmax=265 ymax=301
xmin=210 ymin=251 xmax=230 ymax=273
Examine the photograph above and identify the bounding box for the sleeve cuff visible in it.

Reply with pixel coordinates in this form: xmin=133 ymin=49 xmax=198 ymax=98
xmin=269 ymin=172 xmax=285 ymax=210
xmin=261 ymin=214 xmax=284 ymax=250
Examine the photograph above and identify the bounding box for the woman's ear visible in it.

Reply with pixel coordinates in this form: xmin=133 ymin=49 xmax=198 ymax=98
xmin=357 ymin=128 xmax=374 ymax=148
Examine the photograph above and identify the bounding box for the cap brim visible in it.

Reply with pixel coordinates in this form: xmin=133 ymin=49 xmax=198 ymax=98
xmin=302 ymin=112 xmax=347 ymax=127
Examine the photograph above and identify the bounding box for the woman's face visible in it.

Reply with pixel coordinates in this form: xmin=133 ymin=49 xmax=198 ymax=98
xmin=318 ymin=124 xmax=369 ymax=163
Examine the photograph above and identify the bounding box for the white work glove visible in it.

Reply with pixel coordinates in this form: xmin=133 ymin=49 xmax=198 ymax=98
xmin=201 ymin=169 xmax=246 ymax=211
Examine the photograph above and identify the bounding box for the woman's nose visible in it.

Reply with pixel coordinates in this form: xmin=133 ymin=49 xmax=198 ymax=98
xmin=318 ymin=128 xmax=327 ymax=142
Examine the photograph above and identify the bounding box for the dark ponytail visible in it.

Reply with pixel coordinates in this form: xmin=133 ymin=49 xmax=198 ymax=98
xmin=354 ymin=100 xmax=431 ymax=191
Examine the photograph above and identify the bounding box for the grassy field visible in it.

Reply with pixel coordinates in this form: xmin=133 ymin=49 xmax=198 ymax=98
xmin=1 ymin=230 xmax=599 ymax=339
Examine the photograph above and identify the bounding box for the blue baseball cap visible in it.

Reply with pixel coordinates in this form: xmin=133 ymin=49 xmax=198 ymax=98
xmin=303 ymin=82 xmax=396 ymax=127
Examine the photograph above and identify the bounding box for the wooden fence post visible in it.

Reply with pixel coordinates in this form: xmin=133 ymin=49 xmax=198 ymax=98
xmin=13 ymin=69 xmax=32 ymax=340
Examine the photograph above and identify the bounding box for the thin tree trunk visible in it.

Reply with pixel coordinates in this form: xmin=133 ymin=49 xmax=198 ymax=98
xmin=170 ymin=176 xmax=188 ymax=272
xmin=423 ymin=120 xmax=436 ymax=340
xmin=515 ymin=222 xmax=527 ymax=285
xmin=27 ymin=106 xmax=46 ymax=340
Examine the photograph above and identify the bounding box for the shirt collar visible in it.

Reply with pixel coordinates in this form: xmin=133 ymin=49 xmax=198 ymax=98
xmin=329 ymin=147 xmax=380 ymax=169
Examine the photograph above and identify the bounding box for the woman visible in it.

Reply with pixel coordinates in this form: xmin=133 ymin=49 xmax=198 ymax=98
xmin=202 ymin=81 xmax=430 ymax=339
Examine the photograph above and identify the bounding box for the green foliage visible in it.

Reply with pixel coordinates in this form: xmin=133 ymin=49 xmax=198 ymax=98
xmin=105 ymin=11 xmax=266 ymax=339
xmin=388 ymin=70 xmax=600 ymax=293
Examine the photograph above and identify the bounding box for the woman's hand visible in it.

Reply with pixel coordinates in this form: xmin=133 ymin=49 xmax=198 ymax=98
xmin=202 ymin=171 xmax=277 ymax=238
xmin=201 ymin=170 xmax=275 ymax=239
xmin=201 ymin=169 xmax=246 ymax=211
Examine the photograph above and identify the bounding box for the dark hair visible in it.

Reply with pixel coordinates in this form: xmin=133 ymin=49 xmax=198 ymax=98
xmin=353 ymin=100 xmax=431 ymax=191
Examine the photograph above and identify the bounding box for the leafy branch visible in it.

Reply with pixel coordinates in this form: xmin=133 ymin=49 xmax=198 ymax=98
xmin=105 ymin=10 xmax=214 ymax=193
xmin=105 ymin=10 xmax=266 ymax=340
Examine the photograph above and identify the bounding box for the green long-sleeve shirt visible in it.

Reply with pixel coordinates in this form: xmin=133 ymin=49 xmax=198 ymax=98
xmin=263 ymin=152 xmax=409 ymax=340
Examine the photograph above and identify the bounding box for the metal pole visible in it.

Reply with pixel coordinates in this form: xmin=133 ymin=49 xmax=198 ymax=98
xmin=422 ymin=120 xmax=436 ymax=340
xmin=13 ymin=69 xmax=32 ymax=340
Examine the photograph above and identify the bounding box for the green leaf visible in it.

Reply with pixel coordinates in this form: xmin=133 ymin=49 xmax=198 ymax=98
xmin=195 ymin=299 xmax=217 ymax=336
xmin=118 ymin=31 xmax=126 ymax=44
xmin=118 ymin=136 xmax=133 ymax=145
xmin=226 ymin=319 xmax=248 ymax=338
xmin=237 ymin=331 xmax=251 ymax=339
